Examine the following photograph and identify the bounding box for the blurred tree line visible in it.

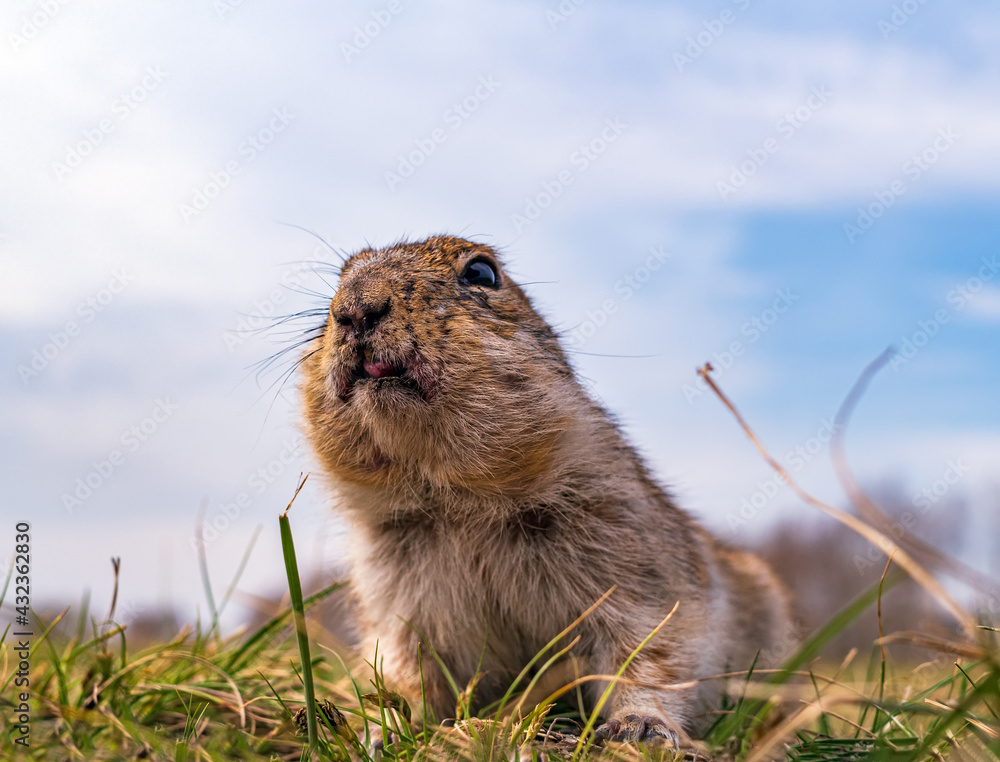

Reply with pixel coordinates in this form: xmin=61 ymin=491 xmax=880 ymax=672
xmin=753 ymin=483 xmax=998 ymax=658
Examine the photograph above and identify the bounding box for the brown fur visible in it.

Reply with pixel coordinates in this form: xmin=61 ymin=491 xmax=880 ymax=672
xmin=299 ymin=235 xmax=795 ymax=739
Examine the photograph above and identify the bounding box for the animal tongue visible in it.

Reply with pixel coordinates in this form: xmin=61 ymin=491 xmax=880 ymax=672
xmin=364 ymin=359 xmax=398 ymax=379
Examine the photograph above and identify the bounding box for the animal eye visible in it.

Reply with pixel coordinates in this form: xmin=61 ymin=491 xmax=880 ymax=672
xmin=460 ymin=259 xmax=498 ymax=288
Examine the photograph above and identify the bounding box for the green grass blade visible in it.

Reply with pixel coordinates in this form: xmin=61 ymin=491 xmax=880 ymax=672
xmin=225 ymin=580 xmax=345 ymax=674
xmin=494 ymin=587 xmax=616 ymax=719
xmin=779 ymin=569 xmax=904 ymax=678
xmin=910 ymin=665 xmax=1000 ymax=759
xmin=573 ymin=601 xmax=680 ymax=757
xmin=0 ymin=556 xmax=14 ymax=608
xmin=706 ymin=570 xmax=903 ymax=744
xmin=194 ymin=503 xmax=219 ymax=642
xmin=279 ymin=475 xmax=317 ymax=755
xmin=213 ymin=524 xmax=263 ymax=635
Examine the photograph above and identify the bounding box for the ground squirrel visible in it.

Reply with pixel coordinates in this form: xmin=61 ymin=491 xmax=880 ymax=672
xmin=300 ymin=235 xmax=794 ymax=745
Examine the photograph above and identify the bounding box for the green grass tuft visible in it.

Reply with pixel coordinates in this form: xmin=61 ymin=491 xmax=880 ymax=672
xmin=2 ymin=557 xmax=996 ymax=761
xmin=3 ymin=472 xmax=997 ymax=760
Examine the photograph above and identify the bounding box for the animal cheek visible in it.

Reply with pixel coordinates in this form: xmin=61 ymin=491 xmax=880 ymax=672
xmin=403 ymin=314 xmax=436 ymax=347
xmin=379 ymin=319 xmax=412 ymax=347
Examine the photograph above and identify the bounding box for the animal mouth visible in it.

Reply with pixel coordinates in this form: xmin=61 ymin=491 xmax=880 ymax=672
xmin=341 ymin=352 xmax=425 ymax=399
xmin=360 ymin=358 xmax=405 ymax=381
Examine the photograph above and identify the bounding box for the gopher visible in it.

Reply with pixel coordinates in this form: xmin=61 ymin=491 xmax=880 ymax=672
xmin=300 ymin=235 xmax=794 ymax=745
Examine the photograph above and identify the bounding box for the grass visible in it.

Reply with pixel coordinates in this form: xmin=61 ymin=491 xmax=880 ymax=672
xmin=3 ymin=361 xmax=998 ymax=760
xmin=2 ymin=520 xmax=997 ymax=761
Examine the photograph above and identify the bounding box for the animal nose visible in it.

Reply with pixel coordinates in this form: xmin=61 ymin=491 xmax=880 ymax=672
xmin=334 ymin=298 xmax=390 ymax=337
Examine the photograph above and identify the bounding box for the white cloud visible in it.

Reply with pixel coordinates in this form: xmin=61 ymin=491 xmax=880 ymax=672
xmin=3 ymin=2 xmax=1000 ymax=317
xmin=965 ymin=286 xmax=1000 ymax=321
xmin=2 ymin=0 xmax=998 ymax=615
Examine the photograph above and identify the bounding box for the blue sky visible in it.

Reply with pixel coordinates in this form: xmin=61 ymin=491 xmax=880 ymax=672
xmin=1 ymin=0 xmax=998 ymax=627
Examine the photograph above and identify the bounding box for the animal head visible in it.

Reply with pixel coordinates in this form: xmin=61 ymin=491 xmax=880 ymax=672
xmin=300 ymin=235 xmax=577 ymax=495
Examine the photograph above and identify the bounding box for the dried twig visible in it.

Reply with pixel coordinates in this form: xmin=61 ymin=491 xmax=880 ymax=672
xmin=831 ymin=348 xmax=1000 ymax=603
xmin=696 ymin=363 xmax=976 ymax=638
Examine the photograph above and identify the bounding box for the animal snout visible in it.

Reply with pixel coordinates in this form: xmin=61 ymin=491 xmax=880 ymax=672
xmin=333 ymin=295 xmax=391 ymax=339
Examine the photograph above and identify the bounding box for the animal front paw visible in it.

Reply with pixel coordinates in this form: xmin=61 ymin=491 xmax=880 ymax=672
xmin=594 ymin=714 xmax=681 ymax=746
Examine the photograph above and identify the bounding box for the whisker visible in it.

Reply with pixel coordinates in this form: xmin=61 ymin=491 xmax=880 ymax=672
xmin=275 ymin=221 xmax=349 ymax=264
xmin=564 ymin=349 xmax=665 ymax=359
xmin=275 ymin=259 xmax=342 ymax=277
xmin=236 ymin=306 xmax=328 ymax=323
xmin=283 ymin=284 xmax=338 ymax=301
xmin=230 ymin=310 xmax=328 ymax=341
xmin=249 ymin=332 xmax=326 ymax=384
xmin=251 ymin=347 xmax=323 ymax=442
xmin=506 ymin=280 xmax=557 ymax=289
